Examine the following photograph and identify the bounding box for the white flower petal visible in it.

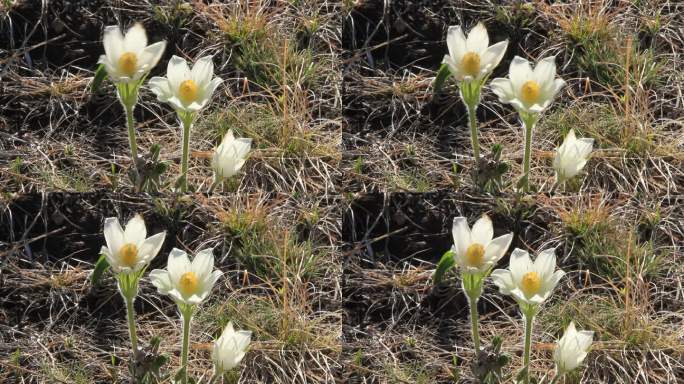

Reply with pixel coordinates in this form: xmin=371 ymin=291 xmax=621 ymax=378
xmin=480 ymin=40 xmax=508 ymax=73
xmin=446 ymin=26 xmax=467 ymax=62
xmin=138 ymin=41 xmax=166 ymax=71
xmin=191 ymin=56 xmax=215 ymax=88
xmin=484 ymin=233 xmax=513 ymax=264
xmin=149 ymin=269 xmax=173 ymax=293
xmin=103 ymin=217 xmax=124 ymax=256
xmin=123 ymin=214 xmax=147 ymax=246
xmin=466 ymin=22 xmax=489 ymax=54
xmin=451 ymin=217 xmax=471 ymax=258
xmin=123 ymin=23 xmax=148 ymax=54
xmin=490 ymin=269 xmax=514 ymax=294
xmin=509 ymin=248 xmax=532 ymax=284
xmin=168 ymin=247 xmax=191 ymax=283
xmin=199 ymin=77 xmax=223 ymax=106
xmin=149 ymin=77 xmax=173 ymax=101
xmin=490 ymin=78 xmax=516 ymax=102
xmin=534 ymin=248 xmax=557 ymax=280
xmin=471 ymin=215 xmax=494 ymax=245
xmin=533 ymin=56 xmax=557 ymax=88
xmin=191 ymin=248 xmax=215 ymax=280
xmin=509 ymin=56 xmax=533 ymax=95
xmin=138 ymin=231 xmax=166 ymax=265
xmin=167 ymin=55 xmax=190 ymax=91
xmin=102 ymin=26 xmax=124 ymax=63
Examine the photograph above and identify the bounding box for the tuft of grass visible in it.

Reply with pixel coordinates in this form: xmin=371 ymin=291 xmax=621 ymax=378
xmin=199 ymin=99 xmax=334 ymax=159
xmin=383 ymin=361 xmax=437 ymax=384
xmin=199 ymin=291 xmax=338 ymax=351
xmin=556 ymin=198 xmax=664 ymax=280
xmin=545 ymin=2 xmax=663 ymax=90
xmin=207 ymin=2 xmax=323 ymax=91
xmin=216 ymin=199 xmax=324 ymax=281
xmin=39 ymin=360 xmax=94 ymax=384
xmin=152 ymin=1 xmax=193 ymax=30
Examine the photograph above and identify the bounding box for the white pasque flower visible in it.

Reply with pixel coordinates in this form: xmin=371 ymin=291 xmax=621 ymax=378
xmin=149 ymin=248 xmax=223 ymax=306
xmin=101 ymin=214 xmax=166 ymax=274
xmin=553 ymin=322 xmax=594 ymax=374
xmin=490 ymin=56 xmax=566 ymax=115
xmin=490 ymin=248 xmax=565 ymax=306
xmin=452 ymin=215 xmax=513 ymax=274
xmin=442 ymin=22 xmax=508 ymax=82
xmin=149 ymin=55 xmax=223 ymax=114
xmin=98 ymin=23 xmax=166 ymax=83
xmin=212 ymin=322 xmax=252 ymax=375
xmin=212 ymin=130 xmax=252 ymax=180
xmin=553 ymin=129 xmax=594 ymax=183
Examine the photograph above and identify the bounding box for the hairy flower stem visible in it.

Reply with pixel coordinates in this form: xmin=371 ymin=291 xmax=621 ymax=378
xmin=523 ymin=312 xmax=535 ymax=384
xmin=180 ymin=306 xmax=194 ymax=384
xmin=468 ymin=295 xmax=480 ymax=351
xmin=179 ymin=114 xmax=193 ymax=193
xmin=460 ymin=80 xmax=482 ymax=164
xmin=467 ymin=103 xmax=480 ymax=161
xmin=124 ymin=295 xmax=138 ymax=351
xmin=520 ymin=113 xmax=537 ymax=193
xmin=125 ymin=103 xmax=138 ymax=162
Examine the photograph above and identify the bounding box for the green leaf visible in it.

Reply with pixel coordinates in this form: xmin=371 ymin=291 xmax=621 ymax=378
xmin=91 ymin=64 xmax=108 ymax=93
xmin=433 ymin=250 xmax=455 ymax=285
xmin=432 ymin=63 xmax=451 ymax=94
xmin=91 ymin=254 xmax=110 ymax=285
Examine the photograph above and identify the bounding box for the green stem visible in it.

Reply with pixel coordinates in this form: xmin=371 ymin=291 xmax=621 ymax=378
xmin=125 ymin=294 xmax=138 ymax=352
xmin=467 ymin=103 xmax=480 ymax=161
xmin=522 ymin=118 xmax=534 ymax=191
xmin=180 ymin=306 xmax=194 ymax=384
xmin=179 ymin=115 xmax=193 ymax=193
xmin=125 ymin=103 xmax=138 ymax=162
xmin=468 ymin=294 xmax=480 ymax=352
xmin=523 ymin=312 xmax=535 ymax=384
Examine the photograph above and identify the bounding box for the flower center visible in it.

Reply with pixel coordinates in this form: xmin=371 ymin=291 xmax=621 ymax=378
xmin=179 ymin=271 xmax=199 ymax=296
xmin=119 ymin=243 xmax=138 ymax=267
xmin=521 ymin=271 xmax=542 ymax=297
xmin=179 ymin=79 xmax=199 ymax=104
xmin=461 ymin=52 xmax=481 ymax=77
xmin=520 ymin=80 xmax=541 ymax=104
xmin=118 ymin=52 xmax=138 ymax=76
xmin=465 ymin=243 xmax=486 ymax=268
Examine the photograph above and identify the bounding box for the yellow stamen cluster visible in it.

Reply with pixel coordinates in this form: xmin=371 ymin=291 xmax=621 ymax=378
xmin=118 ymin=52 xmax=138 ymax=76
xmin=461 ymin=52 xmax=481 ymax=77
xmin=120 ymin=243 xmax=138 ymax=267
xmin=179 ymin=79 xmax=199 ymax=104
xmin=179 ymin=271 xmax=199 ymax=296
xmin=465 ymin=243 xmax=486 ymax=268
xmin=520 ymin=80 xmax=540 ymax=105
xmin=521 ymin=271 xmax=541 ymax=297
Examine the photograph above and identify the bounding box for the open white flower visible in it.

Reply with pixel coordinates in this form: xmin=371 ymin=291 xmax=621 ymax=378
xmin=212 ymin=130 xmax=252 ymax=181
xmin=490 ymin=248 xmax=565 ymax=306
xmin=443 ymin=23 xmax=508 ymax=82
xmin=98 ymin=23 xmax=166 ymax=83
xmin=554 ymin=322 xmax=594 ymax=374
xmin=101 ymin=214 xmax=166 ymax=274
xmin=149 ymin=55 xmax=223 ymax=114
xmin=490 ymin=56 xmax=566 ymax=115
xmin=149 ymin=248 xmax=223 ymax=306
xmin=212 ymin=322 xmax=252 ymax=375
xmin=452 ymin=215 xmax=513 ymax=274
xmin=553 ymin=129 xmax=594 ymax=183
